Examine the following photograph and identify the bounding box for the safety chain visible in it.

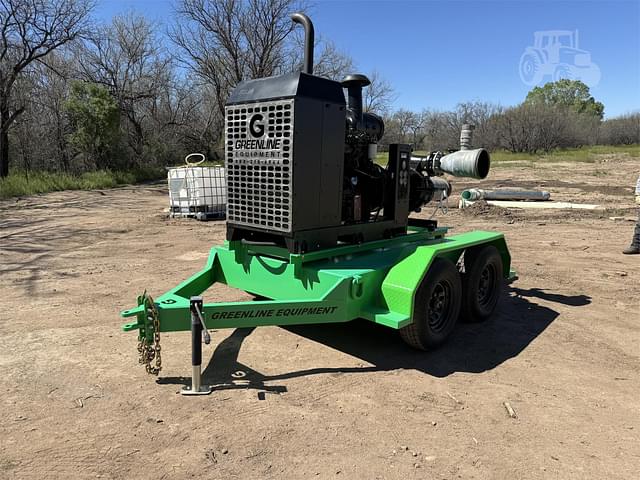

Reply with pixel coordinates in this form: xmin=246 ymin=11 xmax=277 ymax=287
xmin=137 ymin=293 xmax=162 ymax=375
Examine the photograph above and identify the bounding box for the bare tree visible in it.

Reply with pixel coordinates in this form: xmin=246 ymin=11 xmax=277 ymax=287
xmin=0 ymin=0 xmax=92 ymax=177
xmin=286 ymin=34 xmax=354 ymax=81
xmin=79 ymin=13 xmax=171 ymax=161
xmin=419 ymin=110 xmax=447 ymax=151
xmin=363 ymin=70 xmax=395 ymax=115
xmin=383 ymin=109 xmax=415 ymax=145
xmin=154 ymin=78 xmax=223 ymax=162
xmin=437 ymin=101 xmax=504 ymax=149
xmin=599 ymin=113 xmax=640 ymax=145
xmin=11 ymin=50 xmax=75 ymax=173
xmin=34 ymin=51 xmax=74 ymax=170
xmin=172 ymin=0 xmax=301 ymax=124
xmin=490 ymin=103 xmax=573 ymax=154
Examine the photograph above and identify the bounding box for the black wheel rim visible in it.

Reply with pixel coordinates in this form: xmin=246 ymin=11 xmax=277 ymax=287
xmin=428 ymin=281 xmax=453 ymax=333
xmin=477 ymin=263 xmax=497 ymax=308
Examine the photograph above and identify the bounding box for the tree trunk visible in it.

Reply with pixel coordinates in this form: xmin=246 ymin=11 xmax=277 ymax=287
xmin=0 ymin=105 xmax=12 ymax=178
xmin=55 ymin=109 xmax=70 ymax=172
xmin=0 ymin=128 xmax=8 ymax=178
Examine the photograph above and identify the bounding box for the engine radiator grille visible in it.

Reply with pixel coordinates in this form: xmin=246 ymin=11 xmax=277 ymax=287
xmin=225 ymin=99 xmax=294 ymax=233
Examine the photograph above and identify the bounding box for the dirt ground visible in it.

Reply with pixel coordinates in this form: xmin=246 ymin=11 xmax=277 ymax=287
xmin=1 ymin=153 xmax=639 ymax=480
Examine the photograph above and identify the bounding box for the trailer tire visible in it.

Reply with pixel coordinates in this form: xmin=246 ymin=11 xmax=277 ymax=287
xmin=459 ymin=245 xmax=503 ymax=323
xmin=400 ymin=258 xmax=462 ymax=351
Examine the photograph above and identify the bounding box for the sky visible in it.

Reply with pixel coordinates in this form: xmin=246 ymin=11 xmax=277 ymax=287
xmin=95 ymin=0 xmax=640 ymax=118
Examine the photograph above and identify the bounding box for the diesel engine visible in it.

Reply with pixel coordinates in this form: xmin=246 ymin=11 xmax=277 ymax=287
xmin=225 ymin=13 xmax=490 ymax=253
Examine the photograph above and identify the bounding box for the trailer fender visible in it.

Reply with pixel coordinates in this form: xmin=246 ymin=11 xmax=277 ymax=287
xmin=381 ymin=231 xmax=510 ymax=326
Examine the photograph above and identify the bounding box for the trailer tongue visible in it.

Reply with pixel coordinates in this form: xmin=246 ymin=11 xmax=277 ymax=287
xmin=121 ymin=13 xmax=514 ymax=395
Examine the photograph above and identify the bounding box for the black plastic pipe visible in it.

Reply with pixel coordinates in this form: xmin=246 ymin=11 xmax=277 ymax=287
xmin=291 ymin=12 xmax=314 ymax=74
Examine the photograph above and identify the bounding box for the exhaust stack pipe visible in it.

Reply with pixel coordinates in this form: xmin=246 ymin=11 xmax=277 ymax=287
xmin=438 ymin=148 xmax=490 ymax=179
xmin=291 ymin=13 xmax=314 ymax=74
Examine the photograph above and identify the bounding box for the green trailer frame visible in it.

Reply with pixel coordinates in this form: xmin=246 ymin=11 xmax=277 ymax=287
xmin=121 ymin=225 xmax=512 ymax=392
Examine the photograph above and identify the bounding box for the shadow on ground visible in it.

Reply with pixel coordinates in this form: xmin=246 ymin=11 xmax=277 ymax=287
xmin=0 ymin=186 xmax=169 ymax=294
xmin=157 ymin=287 xmax=591 ymax=396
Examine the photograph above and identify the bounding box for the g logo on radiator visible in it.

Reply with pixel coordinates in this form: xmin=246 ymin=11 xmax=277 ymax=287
xmin=248 ymin=114 xmax=265 ymax=138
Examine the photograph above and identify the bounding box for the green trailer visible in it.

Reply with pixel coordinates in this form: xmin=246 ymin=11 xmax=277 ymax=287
xmin=121 ymin=223 xmax=513 ymax=394
xmin=120 ymin=12 xmax=515 ymax=395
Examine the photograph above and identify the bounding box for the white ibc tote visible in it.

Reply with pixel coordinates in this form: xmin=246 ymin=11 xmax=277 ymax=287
xmin=167 ymin=153 xmax=226 ymax=220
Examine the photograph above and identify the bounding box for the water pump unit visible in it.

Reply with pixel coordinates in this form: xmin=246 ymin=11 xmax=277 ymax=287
xmin=121 ymin=13 xmax=514 ymax=395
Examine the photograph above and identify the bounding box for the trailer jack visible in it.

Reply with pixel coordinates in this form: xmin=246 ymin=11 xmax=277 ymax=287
xmin=181 ymin=297 xmax=213 ymax=395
